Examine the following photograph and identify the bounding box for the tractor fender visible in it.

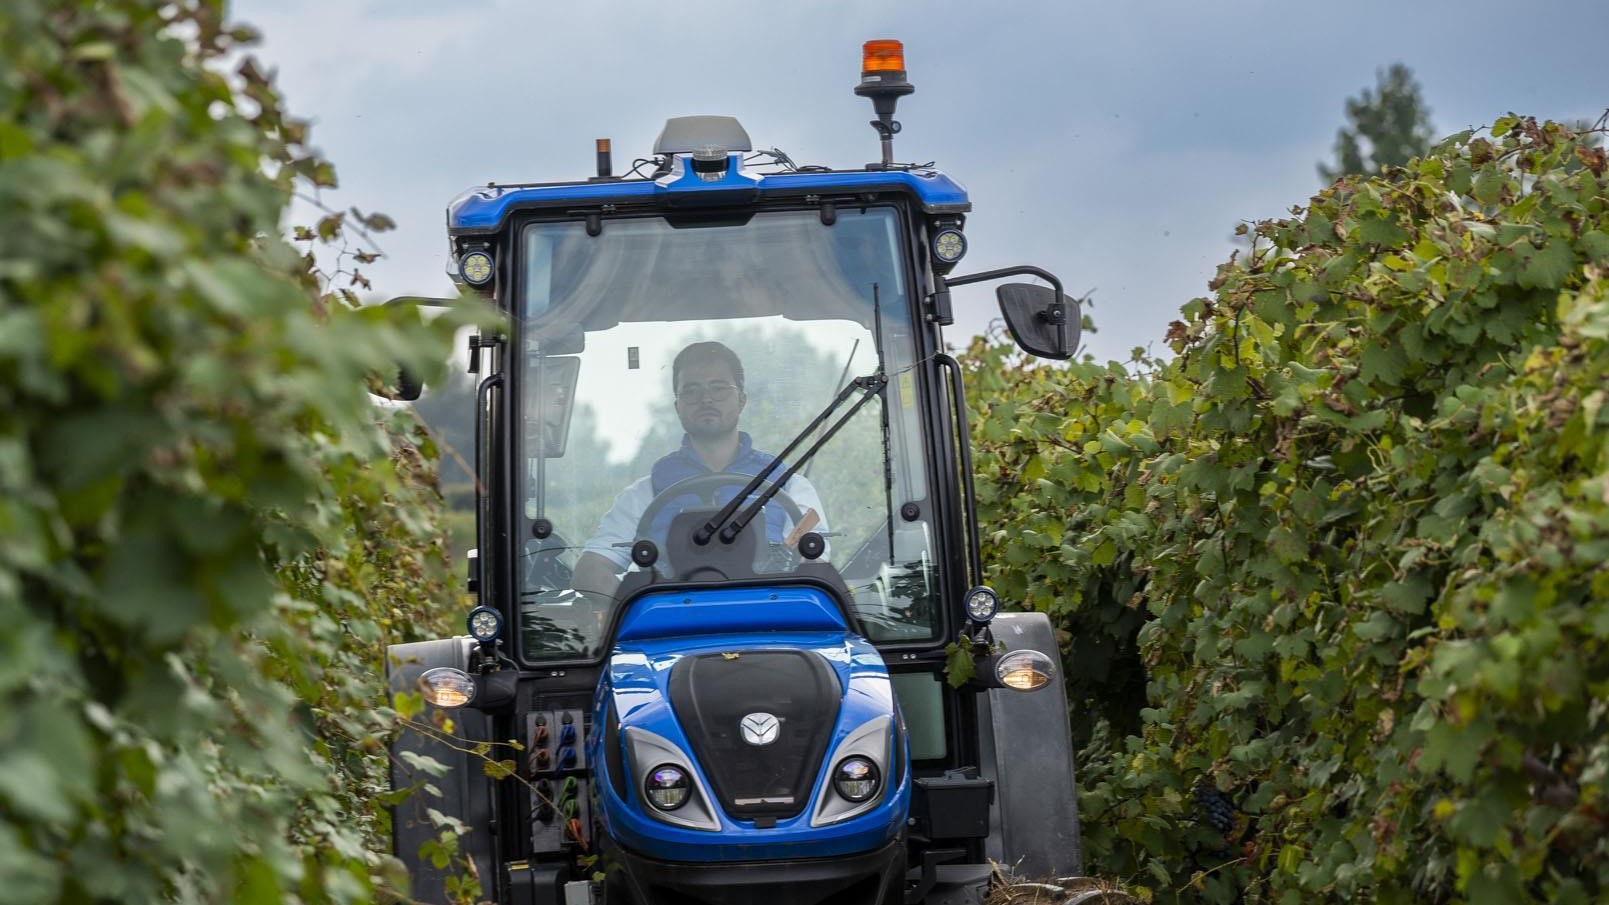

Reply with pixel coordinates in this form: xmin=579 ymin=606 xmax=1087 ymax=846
xmin=386 ymin=637 xmax=496 ymax=903
xmin=975 ymin=611 xmax=1083 ymax=878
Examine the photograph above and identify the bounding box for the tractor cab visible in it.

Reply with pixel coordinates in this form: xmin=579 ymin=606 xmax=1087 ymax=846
xmin=390 ymin=41 xmax=1084 ymax=905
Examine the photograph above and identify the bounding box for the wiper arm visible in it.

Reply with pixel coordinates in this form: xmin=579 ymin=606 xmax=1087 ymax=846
xmin=694 ymin=372 xmax=887 ymax=547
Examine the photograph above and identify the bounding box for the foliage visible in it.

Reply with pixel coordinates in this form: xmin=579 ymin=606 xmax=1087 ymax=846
xmin=1318 ymin=63 xmax=1436 ymax=184
xmin=0 ymin=2 xmax=470 ymax=902
xmin=969 ymin=115 xmax=1609 ymax=903
xmin=413 ymin=369 xmax=477 ymax=487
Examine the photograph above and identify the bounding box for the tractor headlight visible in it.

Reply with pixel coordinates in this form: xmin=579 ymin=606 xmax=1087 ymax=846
xmin=995 ymin=649 xmax=1055 ymax=691
xmin=644 ymin=764 xmax=691 ymax=811
xmin=418 ymin=667 xmax=475 ymax=708
xmin=466 ymin=606 xmax=503 ymax=644
xmin=624 ymin=727 xmax=719 ymax=830
xmin=964 ymin=586 xmax=999 ymax=623
xmin=833 ymin=756 xmax=881 ymax=803
xmin=811 ymin=716 xmax=893 ymax=827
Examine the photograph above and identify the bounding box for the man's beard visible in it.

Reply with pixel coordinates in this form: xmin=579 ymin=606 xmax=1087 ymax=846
xmin=683 ymin=418 xmax=732 ymax=441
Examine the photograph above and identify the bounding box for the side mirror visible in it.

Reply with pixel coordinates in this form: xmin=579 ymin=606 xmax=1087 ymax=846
xmin=384 ymin=296 xmax=462 ymax=401
xmin=395 ymin=367 xmax=425 ymax=401
xmin=996 ymin=283 xmax=1077 ymax=360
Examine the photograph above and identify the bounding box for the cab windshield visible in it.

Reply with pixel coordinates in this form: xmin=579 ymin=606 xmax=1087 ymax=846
xmin=516 ymin=208 xmax=939 ymax=661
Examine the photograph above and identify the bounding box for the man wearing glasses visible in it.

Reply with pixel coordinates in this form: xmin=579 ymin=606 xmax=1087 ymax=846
xmin=571 ymin=341 xmax=827 ymax=597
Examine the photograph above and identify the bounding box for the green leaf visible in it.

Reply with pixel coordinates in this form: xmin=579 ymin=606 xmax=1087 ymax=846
xmin=0 ymin=753 xmax=73 ymax=824
xmin=95 ymin=523 xmax=208 ymax=643
xmin=944 ymin=642 xmax=977 ymax=689
xmin=1306 ymin=211 xmax=1335 ymax=245
xmin=1357 ymin=214 xmax=1409 ymax=247
xmin=399 ymin=750 xmax=453 ymax=778
xmin=233 ymin=856 xmax=283 ymax=905
xmin=393 ymin=691 xmax=425 ymax=721
xmin=483 ymin=759 xmax=518 ymax=780
xmin=1266 ymin=527 xmax=1305 ymax=565
xmin=1448 ymin=159 xmax=1474 ymax=195
xmin=1473 ymin=166 xmax=1505 ymax=205
xmin=1347 ymin=409 xmax=1389 ymax=432
xmin=1580 ymin=230 xmax=1609 ymax=263
xmin=0 ymin=824 xmax=59 ymax=905
xmin=1381 ymin=575 xmax=1433 ymax=615
xmin=1465 ymin=861 xmax=1524 ymax=905
xmin=1516 ymin=238 xmax=1574 ymax=289
xmin=1091 ymin=538 xmax=1118 ymax=567
xmin=1360 ymin=343 xmax=1409 ymax=386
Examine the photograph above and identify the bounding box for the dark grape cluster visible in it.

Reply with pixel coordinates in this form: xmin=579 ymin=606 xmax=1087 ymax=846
xmin=1194 ymin=782 xmax=1236 ymax=834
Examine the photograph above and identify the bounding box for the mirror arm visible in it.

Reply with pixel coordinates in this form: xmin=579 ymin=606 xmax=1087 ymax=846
xmin=944 ymin=265 xmax=1071 ymax=354
xmin=945 ymin=264 xmax=1064 ymax=298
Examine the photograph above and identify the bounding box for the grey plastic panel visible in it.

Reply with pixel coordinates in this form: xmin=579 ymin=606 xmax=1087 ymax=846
xmin=387 ymin=637 xmax=497 ymax=904
xmin=975 ymin=612 xmax=1083 ymax=878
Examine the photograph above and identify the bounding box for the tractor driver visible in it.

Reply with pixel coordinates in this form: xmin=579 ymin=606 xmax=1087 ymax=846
xmin=570 ymin=341 xmax=826 ymax=598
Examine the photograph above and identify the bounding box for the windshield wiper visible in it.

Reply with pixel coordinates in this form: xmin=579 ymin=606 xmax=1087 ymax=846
xmin=694 ymin=372 xmax=887 ymax=547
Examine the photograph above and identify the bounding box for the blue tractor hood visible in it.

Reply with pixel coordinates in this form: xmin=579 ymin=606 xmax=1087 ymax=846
xmin=588 ymin=585 xmax=910 ymax=863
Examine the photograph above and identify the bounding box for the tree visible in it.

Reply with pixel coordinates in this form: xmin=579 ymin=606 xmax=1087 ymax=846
xmin=1318 ymin=63 xmax=1435 ymax=183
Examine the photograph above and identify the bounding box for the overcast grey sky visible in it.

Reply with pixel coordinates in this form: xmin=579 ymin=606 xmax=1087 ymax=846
xmin=236 ymin=0 xmax=1608 ymax=363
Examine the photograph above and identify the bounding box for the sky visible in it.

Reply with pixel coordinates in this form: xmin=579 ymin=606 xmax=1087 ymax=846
xmin=233 ymin=0 xmax=1609 ymax=364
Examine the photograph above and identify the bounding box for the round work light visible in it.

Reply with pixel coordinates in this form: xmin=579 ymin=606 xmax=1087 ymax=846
xmin=644 ymin=765 xmax=691 ymax=811
xmin=466 ymin=606 xmax=503 ymax=644
xmin=833 ymin=756 xmax=881 ymax=803
xmin=963 ymin=586 xmax=1000 ymax=623
xmin=931 ymin=227 xmax=967 ymax=265
xmin=459 ymin=249 xmax=494 ymax=286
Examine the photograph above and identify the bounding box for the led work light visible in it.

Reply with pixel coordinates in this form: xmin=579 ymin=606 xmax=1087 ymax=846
xmin=964 ymin=586 xmax=1000 ymax=624
xmin=467 ymin=605 xmax=503 ymax=644
xmin=459 ymin=249 xmax=494 ymax=287
xmin=931 ymin=227 xmax=967 ymax=266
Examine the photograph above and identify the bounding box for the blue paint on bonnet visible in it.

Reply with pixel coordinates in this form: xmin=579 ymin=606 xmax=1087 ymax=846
xmin=614 ymin=585 xmax=848 ymax=642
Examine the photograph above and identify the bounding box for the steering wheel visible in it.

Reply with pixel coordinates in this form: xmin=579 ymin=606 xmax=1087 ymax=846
xmin=634 ymin=473 xmax=806 ymax=576
xmin=523 ymin=529 xmax=575 ymax=591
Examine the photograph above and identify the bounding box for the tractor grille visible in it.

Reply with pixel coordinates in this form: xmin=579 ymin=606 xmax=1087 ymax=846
xmin=668 ymin=650 xmax=841 ymax=820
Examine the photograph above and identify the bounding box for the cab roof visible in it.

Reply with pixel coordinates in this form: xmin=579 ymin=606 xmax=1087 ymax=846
xmin=446 ymin=155 xmax=971 ymax=236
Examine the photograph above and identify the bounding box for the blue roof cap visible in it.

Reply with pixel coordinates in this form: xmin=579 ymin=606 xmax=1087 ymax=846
xmin=447 ymin=155 xmax=970 ymax=234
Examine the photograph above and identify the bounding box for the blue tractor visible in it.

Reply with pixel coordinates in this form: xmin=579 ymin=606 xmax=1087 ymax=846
xmin=389 ymin=40 xmax=1085 ymax=905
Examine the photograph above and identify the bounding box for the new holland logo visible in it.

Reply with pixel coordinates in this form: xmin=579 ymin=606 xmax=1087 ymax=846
xmin=739 ymin=712 xmax=780 ymax=746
